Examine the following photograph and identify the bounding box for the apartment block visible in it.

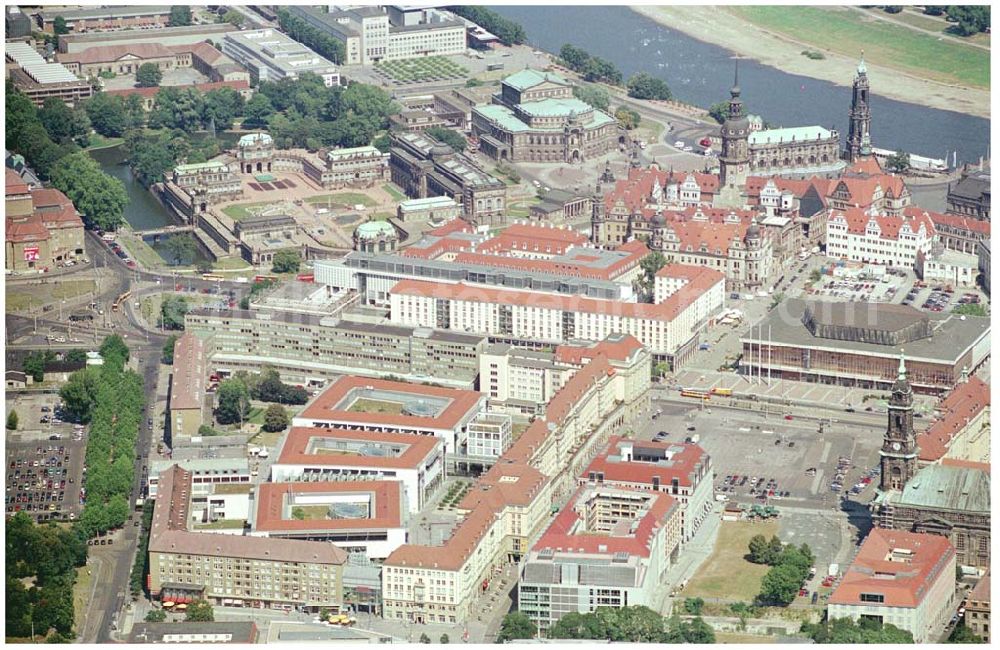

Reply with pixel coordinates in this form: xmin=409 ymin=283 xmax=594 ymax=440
xmin=184 ymin=308 xmax=485 ymax=389
xmin=148 ymin=466 xmax=348 ymax=611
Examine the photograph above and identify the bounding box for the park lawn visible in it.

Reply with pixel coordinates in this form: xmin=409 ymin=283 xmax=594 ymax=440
xmin=382 ymin=183 xmax=407 ymax=202
xmin=866 ymin=6 xmax=951 ymax=33
xmin=293 ymin=505 xmax=330 ymax=521
xmin=348 ymin=398 xmax=403 ymax=415
xmin=730 ymin=6 xmax=989 ymax=89
xmin=222 ymin=201 xmax=281 ymax=221
xmin=249 ymin=427 xmax=284 ymax=450
xmin=119 ymin=235 xmax=164 ymax=271
xmin=682 ymin=520 xmax=779 ymax=601
xmin=6 ymin=279 xmax=97 ymax=312
xmin=213 ymin=256 xmax=252 ymax=271
xmin=72 ymin=564 xmax=93 ymax=636
xmin=305 ymin=192 xmax=376 ymax=208
xmin=193 ymin=519 xmax=246 ymax=530
xmin=371 ymin=212 xmax=395 ymax=221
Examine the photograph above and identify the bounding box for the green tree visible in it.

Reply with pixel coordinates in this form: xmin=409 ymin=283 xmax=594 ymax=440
xmin=948 ymin=622 xmax=985 ymax=643
xmin=708 ymin=101 xmax=730 ymax=124
xmin=83 ymin=92 xmax=128 ymax=138
xmin=652 ymin=361 xmax=671 ymax=379
xmin=162 ymin=334 xmax=180 ymax=364
xmin=202 ymin=87 xmax=245 ymax=129
xmin=161 ymin=235 xmax=196 ymax=266
xmin=465 ymin=78 xmax=484 ymax=87
xmin=497 ymin=612 xmax=537 ymax=642
xmin=220 ymin=9 xmax=244 ymax=27
xmin=262 ymin=404 xmax=289 ymax=433
xmin=160 ymin=295 xmax=190 ymax=330
xmin=419 ymin=633 xmax=431 ymax=643
xmin=185 ymin=600 xmax=214 ymax=622
xmin=65 ymin=349 xmax=87 ymax=364
xmin=885 ymin=150 xmax=911 ymax=173
xmin=136 ymin=63 xmax=163 ymax=88
xmin=748 ymin=534 xmax=770 ymax=563
xmin=682 ymin=597 xmax=704 ymax=615
xmin=169 ymin=6 xmax=192 ymax=27
xmin=58 ymin=366 xmax=101 ymax=423
xmin=195 ymin=259 xmax=213 ymax=274
xmin=149 ymin=86 xmax=206 ymax=131
xmin=425 ymin=126 xmax=467 ymax=153
xmin=49 ymin=151 xmax=128 ymax=231
xmin=615 ymin=107 xmax=640 ymax=130
xmin=627 ymin=72 xmax=672 ymax=101
xmin=291 ymin=506 xmax=305 ymax=520
xmin=272 ymin=249 xmax=302 ymax=274
xmin=128 ymin=134 xmax=175 ymax=188
xmin=145 ymin=609 xmax=166 ymax=622
xmin=758 ymin=562 xmax=803 ymax=606
xmin=559 ymin=44 xmax=591 ymax=71
xmin=946 ymin=6 xmax=990 ymax=36
xmin=242 ymin=93 xmax=275 ymax=129
xmin=99 ymin=334 xmax=130 ymax=367
xmin=39 ymin=98 xmax=76 ymax=143
xmin=802 ymin=616 xmax=914 ymax=643
xmin=439 ymin=634 xmax=449 ymax=644
xmin=7 ymin=410 xmax=18 ymax=431
xmin=640 ymin=251 xmax=667 ymax=285
xmin=447 ymin=6 xmax=526 ymax=45
xmin=215 ymin=378 xmax=251 ymax=425
xmin=767 ymin=535 xmax=785 ymax=564
xmin=53 ymin=16 xmax=69 ymax=34
xmin=573 ymin=84 xmax=611 ymax=111
xmin=23 ymin=352 xmax=46 ymax=382
xmin=883 ymin=6 xmax=903 ymax=14
xmin=372 ymin=132 xmax=391 ymax=153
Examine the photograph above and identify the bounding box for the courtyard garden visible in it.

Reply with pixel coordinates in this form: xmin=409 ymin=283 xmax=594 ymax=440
xmin=375 ymin=56 xmax=469 ymax=83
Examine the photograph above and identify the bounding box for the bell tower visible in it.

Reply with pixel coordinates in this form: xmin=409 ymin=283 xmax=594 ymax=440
xmin=879 ymin=351 xmax=919 ymax=492
xmin=717 ymin=60 xmax=750 ymax=208
xmin=844 ymin=51 xmax=872 ymax=162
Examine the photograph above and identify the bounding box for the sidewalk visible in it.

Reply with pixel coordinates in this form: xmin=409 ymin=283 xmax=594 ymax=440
xmin=658 ymin=507 xmax=723 ymax=617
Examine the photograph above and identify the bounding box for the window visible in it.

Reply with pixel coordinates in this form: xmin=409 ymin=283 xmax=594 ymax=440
xmin=859 ymin=593 xmax=885 ymax=604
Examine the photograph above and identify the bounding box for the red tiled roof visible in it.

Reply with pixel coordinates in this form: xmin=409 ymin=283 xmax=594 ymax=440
xmin=390 ymin=265 xmax=724 ymax=322
xmin=924 ymin=209 xmax=991 ymax=237
xmin=939 ymin=458 xmax=991 ymax=473
xmin=533 ymin=485 xmax=677 ymax=558
xmin=58 ymin=43 xmax=176 ymax=65
xmin=31 ymin=188 xmax=83 ymax=229
xmin=846 ymin=155 xmax=884 ymax=177
xmin=829 ymin=529 xmax=954 ymax=609
xmin=104 ymin=79 xmax=249 ymax=100
xmin=149 ymin=465 xmax=347 ymax=565
xmin=276 ymin=427 xmax=441 ymax=469
xmin=917 ymin=376 xmax=990 ymax=462
xmin=605 ymin=167 xmax=719 ymax=213
xmin=828 ymin=206 xmax=935 ymax=240
xmin=384 ymin=459 xmax=549 ymax=570
xmin=168 ymin=332 xmax=205 ymax=411
xmin=5 ymin=215 xmax=50 ymax=243
xmin=297 ymin=376 xmax=483 ymax=432
xmin=969 ymin=569 xmax=990 ymax=603
xmin=583 ymin=436 xmax=710 ymax=489
xmin=5 ymin=168 xmax=30 ymax=196
xmin=554 ymin=334 xmax=644 ymax=366
xmin=253 ymin=481 xmax=403 ymax=533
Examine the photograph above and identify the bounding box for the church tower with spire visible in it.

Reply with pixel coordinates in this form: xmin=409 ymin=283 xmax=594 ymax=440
xmin=844 ymin=52 xmax=872 ymax=162
xmin=717 ymin=60 xmax=751 ymax=208
xmin=879 ymin=352 xmax=919 ymax=492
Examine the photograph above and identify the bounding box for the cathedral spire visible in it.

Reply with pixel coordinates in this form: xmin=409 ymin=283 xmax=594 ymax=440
xmin=731 ymin=58 xmax=741 ymax=97
xmin=857 ymin=49 xmax=866 ymax=75
xmin=897 ymin=349 xmax=906 ymax=380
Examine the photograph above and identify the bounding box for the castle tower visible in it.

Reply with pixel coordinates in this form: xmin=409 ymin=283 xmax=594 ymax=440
xmin=879 ymin=351 xmax=919 ymax=492
xmin=844 ymin=52 xmax=872 ymax=163
xmin=717 ymin=60 xmax=750 ymax=208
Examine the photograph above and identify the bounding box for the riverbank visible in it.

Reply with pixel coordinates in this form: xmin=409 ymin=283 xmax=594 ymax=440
xmin=631 ymin=5 xmax=990 ymax=119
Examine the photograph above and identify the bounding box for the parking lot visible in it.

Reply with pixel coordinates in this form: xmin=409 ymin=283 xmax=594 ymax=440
xmin=805 ymin=272 xmax=905 ymax=304
xmin=642 ymin=397 xmax=884 ymax=510
xmin=5 ymin=392 xmax=88 ymax=521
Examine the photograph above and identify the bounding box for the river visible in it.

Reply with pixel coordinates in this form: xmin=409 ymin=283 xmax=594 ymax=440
xmin=89 ymin=144 xmax=177 ymax=231
xmin=492 ymin=6 xmax=989 ymax=164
